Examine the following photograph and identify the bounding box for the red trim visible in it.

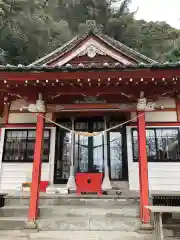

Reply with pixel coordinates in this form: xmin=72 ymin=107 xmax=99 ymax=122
xmin=9 ymin=107 xmax=177 ymax=113
xmin=137 ymin=112 xmax=150 ymax=224
xmin=28 ymin=114 xmax=45 ymax=221
xmin=129 ymin=122 xmax=180 ymax=127
xmin=0 ymin=69 xmax=180 ymax=81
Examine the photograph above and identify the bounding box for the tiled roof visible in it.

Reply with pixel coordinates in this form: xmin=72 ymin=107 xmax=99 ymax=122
xmin=29 ymin=32 xmax=156 ymax=66
xmin=1 ymin=62 xmax=180 ymax=72
xmin=29 ymin=33 xmax=88 ymax=66
xmin=95 ymin=33 xmax=156 ymax=64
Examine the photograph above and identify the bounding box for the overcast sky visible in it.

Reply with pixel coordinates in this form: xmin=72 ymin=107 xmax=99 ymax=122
xmin=128 ymin=0 xmax=180 ymax=29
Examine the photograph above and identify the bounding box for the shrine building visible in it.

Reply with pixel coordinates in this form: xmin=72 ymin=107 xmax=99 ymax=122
xmin=0 ymin=30 xmax=180 ymax=224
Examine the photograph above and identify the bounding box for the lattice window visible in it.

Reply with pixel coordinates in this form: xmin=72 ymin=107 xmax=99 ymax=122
xmin=132 ymin=128 xmax=180 ymax=162
xmin=3 ymin=129 xmax=50 ymax=162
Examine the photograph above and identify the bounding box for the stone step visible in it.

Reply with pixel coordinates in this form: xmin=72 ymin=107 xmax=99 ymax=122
xmin=33 ymin=231 xmax=152 ymax=240
xmin=0 ymin=205 xmax=140 ymax=218
xmin=39 ymin=205 xmax=140 ymax=218
xmin=5 ymin=195 xmax=139 ymax=206
xmin=111 ymin=181 xmax=130 ymax=190
xmin=0 ymin=217 xmax=26 ymax=230
xmin=36 ymin=216 xmax=141 ymax=231
xmin=0 ymin=230 xmax=153 ymax=240
xmin=0 ymin=206 xmax=29 ymax=218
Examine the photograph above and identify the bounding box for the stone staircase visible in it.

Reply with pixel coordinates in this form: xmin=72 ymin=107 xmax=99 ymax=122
xmin=0 ymin=182 xmax=179 ymax=239
xmin=0 ymin=192 xmax=155 ymax=239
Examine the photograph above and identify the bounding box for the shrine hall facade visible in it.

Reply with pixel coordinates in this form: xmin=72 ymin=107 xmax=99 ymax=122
xmin=0 ymin=31 xmax=180 ymax=207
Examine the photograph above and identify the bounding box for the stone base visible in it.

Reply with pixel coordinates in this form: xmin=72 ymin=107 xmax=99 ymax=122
xmin=101 ymin=176 xmax=112 ymax=190
xmin=67 ymin=175 xmax=76 ymax=191
xmin=138 ymin=223 xmax=153 ymax=233
xmin=46 ymin=186 xmax=57 ymax=194
xmin=56 ymin=187 xmax=69 ymax=195
xmin=22 ymin=187 xmax=30 ymax=192
xmin=46 ymin=186 xmax=69 ymax=195
xmin=24 ymin=220 xmax=39 ymax=232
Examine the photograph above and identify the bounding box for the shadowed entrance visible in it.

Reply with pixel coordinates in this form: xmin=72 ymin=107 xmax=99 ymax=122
xmin=54 ymin=116 xmax=127 ymax=184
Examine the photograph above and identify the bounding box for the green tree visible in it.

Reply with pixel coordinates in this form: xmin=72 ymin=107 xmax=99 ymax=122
xmin=0 ymin=0 xmax=179 ymax=64
xmin=0 ymin=0 xmax=72 ymax=64
xmin=136 ymin=21 xmax=180 ymax=62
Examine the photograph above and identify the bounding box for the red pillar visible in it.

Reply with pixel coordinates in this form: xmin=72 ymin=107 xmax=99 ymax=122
xmin=28 ymin=114 xmax=45 ymax=222
xmin=137 ymin=111 xmax=150 ymax=224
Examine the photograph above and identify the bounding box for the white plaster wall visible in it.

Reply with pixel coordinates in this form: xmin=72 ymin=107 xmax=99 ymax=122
xmin=0 ymin=127 xmax=56 ymax=191
xmin=10 ymin=99 xmax=29 ymax=111
xmin=0 ymin=163 xmax=49 ymax=190
xmin=127 ymin=126 xmax=180 ymax=191
xmin=131 ymin=98 xmax=177 ymax=122
xmin=131 ymin=111 xmax=177 ymax=122
xmin=9 ymin=99 xmax=53 ymax=124
xmin=8 ymin=113 xmax=52 ymax=124
xmin=155 ymin=98 xmax=176 ymax=108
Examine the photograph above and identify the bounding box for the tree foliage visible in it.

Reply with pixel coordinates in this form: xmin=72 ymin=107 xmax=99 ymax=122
xmin=0 ymin=0 xmax=179 ymax=64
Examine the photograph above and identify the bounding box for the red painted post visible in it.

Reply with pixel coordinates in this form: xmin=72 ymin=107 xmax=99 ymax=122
xmin=28 ymin=113 xmax=45 ymax=222
xmin=137 ymin=111 xmax=150 ymax=224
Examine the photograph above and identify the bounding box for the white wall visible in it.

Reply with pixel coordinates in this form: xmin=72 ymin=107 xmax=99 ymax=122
xmin=131 ymin=97 xmax=177 ymax=122
xmin=10 ymin=99 xmax=29 ymax=110
xmin=127 ymin=126 xmax=180 ymax=191
xmin=155 ymin=98 xmax=176 ymax=108
xmin=0 ymin=127 xmax=56 ymax=191
xmin=0 ymin=163 xmax=49 ymax=190
xmin=8 ymin=113 xmax=53 ymax=124
xmin=131 ymin=111 xmax=177 ymax=122
xmin=9 ymin=99 xmax=53 ymax=124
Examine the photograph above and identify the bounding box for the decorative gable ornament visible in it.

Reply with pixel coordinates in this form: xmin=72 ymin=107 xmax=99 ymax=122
xmin=137 ymin=97 xmax=156 ymax=111
xmin=78 ymin=45 xmax=106 ymax=58
xmin=20 ymin=100 xmax=45 ymax=113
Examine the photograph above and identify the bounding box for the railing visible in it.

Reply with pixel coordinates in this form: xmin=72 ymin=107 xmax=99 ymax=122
xmin=152 ymin=195 xmax=180 ymax=206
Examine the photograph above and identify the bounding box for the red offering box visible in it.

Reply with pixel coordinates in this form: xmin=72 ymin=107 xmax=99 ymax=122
xmin=76 ymin=173 xmax=103 ymax=195
xmin=39 ymin=181 xmax=49 ymax=192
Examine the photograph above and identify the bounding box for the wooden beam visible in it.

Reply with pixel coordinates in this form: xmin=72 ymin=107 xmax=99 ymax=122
xmin=0 ymin=68 xmax=179 ymax=81
xmin=9 ymin=106 xmax=176 ymax=113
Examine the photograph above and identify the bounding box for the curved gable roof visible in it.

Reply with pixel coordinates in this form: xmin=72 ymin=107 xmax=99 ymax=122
xmin=29 ymin=32 xmax=157 ymax=67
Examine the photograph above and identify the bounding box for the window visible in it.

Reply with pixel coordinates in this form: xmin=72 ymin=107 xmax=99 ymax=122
xmin=132 ymin=128 xmax=180 ymax=162
xmin=3 ymin=129 xmax=50 ymax=162
xmin=74 ymin=121 xmax=104 ymax=173
xmin=109 ymin=132 xmax=122 ymax=180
